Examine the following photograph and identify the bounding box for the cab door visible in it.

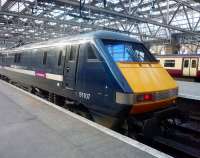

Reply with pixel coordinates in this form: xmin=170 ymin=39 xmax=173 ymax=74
xmin=63 ymin=44 xmax=79 ymax=89
xmin=182 ymin=58 xmax=198 ymax=77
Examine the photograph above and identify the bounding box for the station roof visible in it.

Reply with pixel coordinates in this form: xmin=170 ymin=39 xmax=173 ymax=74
xmin=0 ymin=0 xmax=200 ymax=49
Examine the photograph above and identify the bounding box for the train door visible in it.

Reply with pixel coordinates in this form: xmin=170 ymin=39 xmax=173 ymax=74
xmin=190 ymin=58 xmax=198 ymax=76
xmin=182 ymin=58 xmax=198 ymax=77
xmin=63 ymin=44 xmax=79 ymax=89
xmin=183 ymin=58 xmax=190 ymax=76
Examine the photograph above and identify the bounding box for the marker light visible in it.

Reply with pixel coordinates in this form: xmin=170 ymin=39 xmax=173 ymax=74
xmin=137 ymin=93 xmax=154 ymax=102
xmin=144 ymin=94 xmax=153 ymax=101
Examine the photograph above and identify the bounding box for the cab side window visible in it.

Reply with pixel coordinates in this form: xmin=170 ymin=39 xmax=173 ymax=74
xmin=58 ymin=50 xmax=63 ymax=66
xmin=87 ymin=45 xmax=97 ymax=60
xmin=86 ymin=43 xmax=99 ymax=61
xmin=20 ymin=51 xmax=32 ymax=69
xmin=69 ymin=45 xmax=78 ymax=61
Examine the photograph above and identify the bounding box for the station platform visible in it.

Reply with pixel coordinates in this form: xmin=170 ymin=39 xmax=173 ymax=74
xmin=0 ymin=80 xmax=170 ymax=158
xmin=177 ymin=81 xmax=200 ymax=100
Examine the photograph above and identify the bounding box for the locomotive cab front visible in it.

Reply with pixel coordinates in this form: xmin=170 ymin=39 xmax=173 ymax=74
xmin=101 ymin=39 xmax=178 ymax=115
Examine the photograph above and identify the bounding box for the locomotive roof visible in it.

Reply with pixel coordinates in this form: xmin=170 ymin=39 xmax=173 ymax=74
xmin=1 ymin=30 xmax=141 ymax=53
xmin=156 ymin=54 xmax=200 ymax=58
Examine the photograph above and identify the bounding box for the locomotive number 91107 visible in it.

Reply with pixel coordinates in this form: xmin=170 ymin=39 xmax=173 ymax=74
xmin=79 ymin=92 xmax=91 ymax=100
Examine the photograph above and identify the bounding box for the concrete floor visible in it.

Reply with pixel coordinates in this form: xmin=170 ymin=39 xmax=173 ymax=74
xmin=0 ymin=80 xmax=171 ymax=158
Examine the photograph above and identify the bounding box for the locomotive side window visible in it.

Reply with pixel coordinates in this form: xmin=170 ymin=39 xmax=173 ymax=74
xmin=43 ymin=51 xmax=47 ymax=65
xmin=58 ymin=50 xmax=62 ymax=66
xmin=20 ymin=51 xmax=32 ymax=69
xmin=14 ymin=54 xmax=17 ymax=63
xmin=31 ymin=49 xmax=43 ymax=69
xmin=2 ymin=55 xmax=5 ymax=63
xmin=14 ymin=53 xmax=21 ymax=63
xmin=184 ymin=60 xmax=189 ymax=68
xmin=0 ymin=55 xmax=1 ymax=64
xmin=46 ymin=48 xmax=58 ymax=69
xmin=69 ymin=45 xmax=78 ymax=61
xmin=87 ymin=44 xmax=98 ymax=60
xmin=164 ymin=60 xmax=175 ymax=67
xmin=18 ymin=54 xmax=21 ymax=63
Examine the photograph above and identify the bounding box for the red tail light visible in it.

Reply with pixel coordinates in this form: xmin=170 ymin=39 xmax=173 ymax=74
xmin=144 ymin=94 xmax=153 ymax=101
xmin=137 ymin=93 xmax=154 ymax=102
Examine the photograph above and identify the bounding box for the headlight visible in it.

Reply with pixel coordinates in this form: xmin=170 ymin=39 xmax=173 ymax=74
xmin=115 ymin=92 xmax=134 ymax=105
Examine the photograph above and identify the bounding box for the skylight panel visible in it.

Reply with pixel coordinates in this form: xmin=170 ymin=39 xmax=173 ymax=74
xmin=35 ymin=9 xmax=43 ymax=15
xmin=84 ymin=0 xmax=91 ymax=4
xmin=1 ymin=0 xmax=7 ymax=6
xmin=19 ymin=18 xmax=28 ymax=22
xmin=35 ymin=20 xmax=43 ymax=24
xmin=3 ymin=15 xmax=13 ymax=19
xmin=66 ymin=7 xmax=73 ymax=11
xmin=114 ymin=7 xmax=123 ymax=12
xmin=5 ymin=34 xmax=10 ymax=37
xmin=10 ymin=3 xmax=25 ymax=12
xmin=51 ymin=9 xmax=64 ymax=16
xmin=107 ymin=0 xmax=119 ymax=4
xmin=49 ymin=22 xmax=56 ymax=26
xmin=28 ymin=30 xmax=34 ymax=33
xmin=60 ymin=15 xmax=73 ymax=20
xmin=17 ymin=28 xmax=24 ymax=32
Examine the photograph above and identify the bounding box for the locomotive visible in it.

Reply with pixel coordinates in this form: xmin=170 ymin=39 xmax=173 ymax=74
xmin=0 ymin=31 xmax=178 ymax=135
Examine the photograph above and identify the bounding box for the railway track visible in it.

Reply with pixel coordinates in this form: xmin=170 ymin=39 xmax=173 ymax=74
xmin=152 ymin=119 xmax=200 ymax=158
xmin=127 ymin=115 xmax=200 ymax=158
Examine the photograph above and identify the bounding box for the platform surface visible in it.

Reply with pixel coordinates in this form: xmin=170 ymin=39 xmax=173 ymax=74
xmin=0 ymin=80 xmax=170 ymax=158
xmin=177 ymin=81 xmax=200 ymax=100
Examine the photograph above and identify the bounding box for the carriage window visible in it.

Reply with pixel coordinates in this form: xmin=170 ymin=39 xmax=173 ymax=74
xmin=14 ymin=53 xmax=21 ymax=63
xmin=20 ymin=51 xmax=32 ymax=68
xmin=2 ymin=56 xmax=5 ymax=63
xmin=14 ymin=54 xmax=17 ymax=63
xmin=87 ymin=44 xmax=97 ymax=60
xmin=18 ymin=54 xmax=21 ymax=63
xmin=43 ymin=51 xmax=47 ymax=65
xmin=58 ymin=50 xmax=62 ymax=66
xmin=69 ymin=45 xmax=78 ymax=61
xmin=184 ymin=60 xmax=189 ymax=68
xmin=192 ymin=60 xmax=197 ymax=68
xmin=164 ymin=60 xmax=175 ymax=67
xmin=103 ymin=40 xmax=156 ymax=62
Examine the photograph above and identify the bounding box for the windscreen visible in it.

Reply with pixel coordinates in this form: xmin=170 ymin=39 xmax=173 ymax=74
xmin=102 ymin=40 xmax=156 ymax=62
